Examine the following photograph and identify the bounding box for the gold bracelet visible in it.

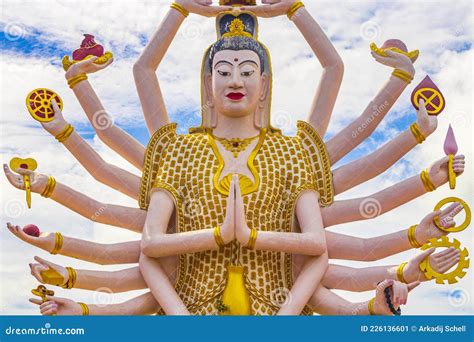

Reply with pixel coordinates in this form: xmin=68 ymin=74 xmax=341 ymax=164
xmin=67 ymin=74 xmax=88 ymax=89
xmin=392 ymin=68 xmax=414 ymax=83
xmin=62 ymin=267 xmax=77 ymax=289
xmin=50 ymin=232 xmax=63 ymax=255
xmin=247 ymin=228 xmax=257 ymax=249
xmin=214 ymin=226 xmax=226 ymax=247
xmin=396 ymin=262 xmax=408 ymax=283
xmin=420 ymin=169 xmax=436 ymax=192
xmin=170 ymin=2 xmax=189 ymax=17
xmin=287 ymin=1 xmax=305 ymax=20
xmin=368 ymin=297 xmax=376 ymax=315
xmin=409 ymin=123 xmax=426 ymax=144
xmin=40 ymin=176 xmax=56 ymax=198
xmin=78 ymin=302 xmax=89 ymax=316
xmin=55 ymin=124 xmax=74 ymax=143
xmin=407 ymin=225 xmax=422 ymax=248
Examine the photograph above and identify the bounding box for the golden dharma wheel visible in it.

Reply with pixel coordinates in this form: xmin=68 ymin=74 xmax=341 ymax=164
xmin=25 ymin=88 xmax=63 ymax=123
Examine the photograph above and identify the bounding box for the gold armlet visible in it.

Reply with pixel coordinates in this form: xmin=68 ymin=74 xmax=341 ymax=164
xmin=396 ymin=262 xmax=408 ymax=283
xmin=287 ymin=1 xmax=305 ymax=20
xmin=170 ymin=3 xmax=189 ymax=17
xmin=420 ymin=169 xmax=436 ymax=192
xmin=50 ymin=232 xmax=63 ymax=255
xmin=55 ymin=124 xmax=74 ymax=143
xmin=392 ymin=69 xmax=414 ymax=83
xmin=368 ymin=297 xmax=376 ymax=315
xmin=40 ymin=176 xmax=56 ymax=198
xmin=67 ymin=73 xmax=88 ymax=89
xmin=407 ymin=225 xmax=422 ymax=248
xmin=61 ymin=267 xmax=77 ymax=289
xmin=409 ymin=123 xmax=426 ymax=144
xmin=78 ymin=302 xmax=89 ymax=316
xmin=246 ymin=228 xmax=257 ymax=250
xmin=214 ymin=226 xmax=226 ymax=247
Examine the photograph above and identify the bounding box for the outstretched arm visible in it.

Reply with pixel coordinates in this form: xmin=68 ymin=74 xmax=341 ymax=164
xmin=325 ymin=203 xmax=462 ymax=261
xmin=323 ymin=246 xmax=460 ymax=292
xmin=65 ymin=58 xmax=146 ymax=169
xmin=29 ymin=256 xmax=146 ymax=292
xmin=332 ymin=99 xmax=437 ymax=195
xmin=41 ymin=100 xmax=141 ymax=199
xmin=321 ymin=155 xmax=465 ymax=227
xmin=6 ymin=223 xmax=140 ymax=265
xmin=310 ymin=280 xmax=419 ymax=316
xmin=326 ymin=49 xmax=416 ymax=165
xmin=4 ymin=166 xmax=146 ymax=232
xmin=31 ymin=292 xmax=160 ymax=316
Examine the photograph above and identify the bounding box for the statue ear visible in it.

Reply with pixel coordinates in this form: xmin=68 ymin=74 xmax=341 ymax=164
xmin=204 ymin=73 xmax=217 ymax=128
xmin=254 ymin=73 xmax=269 ymax=128
xmin=259 ymin=73 xmax=269 ymax=102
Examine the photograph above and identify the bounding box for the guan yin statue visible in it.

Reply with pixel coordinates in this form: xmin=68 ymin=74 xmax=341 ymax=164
xmin=5 ymin=0 xmax=470 ymax=316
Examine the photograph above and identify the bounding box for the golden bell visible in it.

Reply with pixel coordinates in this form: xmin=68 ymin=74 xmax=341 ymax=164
xmin=221 ymin=265 xmax=251 ymax=315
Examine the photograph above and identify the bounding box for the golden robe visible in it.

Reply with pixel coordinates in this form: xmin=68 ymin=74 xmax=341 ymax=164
xmin=139 ymin=121 xmax=333 ymax=315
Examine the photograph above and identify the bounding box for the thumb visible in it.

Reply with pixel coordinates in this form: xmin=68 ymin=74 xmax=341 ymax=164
xmin=407 ymin=280 xmax=420 ymax=292
xmin=34 ymin=256 xmax=57 ymax=269
xmin=421 ymin=210 xmax=441 ymax=224
xmin=45 ymin=295 xmax=67 ymax=304
xmin=50 ymin=98 xmax=61 ymax=114
xmin=415 ymin=248 xmax=435 ymax=262
xmin=376 ymin=279 xmax=393 ymax=293
xmin=15 ymin=168 xmax=33 ymax=176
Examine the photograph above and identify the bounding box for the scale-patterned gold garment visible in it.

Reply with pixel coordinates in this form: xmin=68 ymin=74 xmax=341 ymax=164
xmin=139 ymin=121 xmax=333 ymax=315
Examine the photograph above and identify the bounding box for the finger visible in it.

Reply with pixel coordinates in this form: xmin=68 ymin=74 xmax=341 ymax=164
xmin=407 ymin=280 xmax=420 ymax=292
xmin=240 ymin=4 xmax=273 ymax=17
xmin=393 ymin=283 xmax=401 ymax=304
xmin=42 ymin=306 xmax=58 ymax=316
xmin=376 ymin=279 xmax=393 ymax=294
xmin=40 ymin=301 xmax=55 ymax=311
xmin=203 ymin=5 xmax=233 ymax=16
xmin=422 ymin=210 xmax=441 ymax=224
xmin=234 ymin=174 xmax=242 ymax=202
xmin=440 ymin=217 xmax=455 ymax=228
xmin=440 ymin=203 xmax=460 ymax=217
xmin=415 ymin=247 xmax=435 ymax=262
xmin=15 ymin=168 xmax=33 ymax=177
xmin=3 ymin=164 xmax=22 ymax=187
xmin=34 ymin=255 xmax=57 ymax=269
xmin=454 ymin=154 xmax=465 ymax=161
xmin=418 ymin=98 xmax=426 ymax=110
xmin=432 ymin=247 xmax=456 ymax=259
xmin=45 ymin=295 xmax=66 ymax=304
xmin=50 ymin=98 xmax=61 ymax=114
xmin=29 ymin=298 xmax=43 ymax=305
xmin=401 ymin=284 xmax=408 ymax=305
xmin=438 ymin=254 xmax=460 ymax=270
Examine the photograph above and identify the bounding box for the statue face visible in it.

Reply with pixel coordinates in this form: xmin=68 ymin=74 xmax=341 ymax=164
xmin=209 ymin=49 xmax=266 ymax=119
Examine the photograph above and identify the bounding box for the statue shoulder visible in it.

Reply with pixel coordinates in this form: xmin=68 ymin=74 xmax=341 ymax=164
xmin=295 ymin=120 xmax=334 ymax=206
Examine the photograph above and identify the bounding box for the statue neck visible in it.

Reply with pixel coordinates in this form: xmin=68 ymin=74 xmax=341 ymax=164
xmin=212 ymin=113 xmax=260 ymax=139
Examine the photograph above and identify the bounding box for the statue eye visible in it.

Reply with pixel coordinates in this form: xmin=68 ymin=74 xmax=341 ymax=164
xmin=241 ymin=71 xmax=254 ymax=77
xmin=217 ymin=70 xmax=231 ymax=77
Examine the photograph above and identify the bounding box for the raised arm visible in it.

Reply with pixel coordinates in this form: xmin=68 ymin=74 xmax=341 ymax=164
xmin=134 ymin=0 xmax=232 ymax=133
xmin=64 ymin=58 xmax=145 ymax=169
xmin=40 ymin=99 xmax=141 ymax=199
xmin=6 ymin=223 xmax=140 ymax=265
xmin=235 ymin=177 xmax=326 ymax=256
xmin=326 ymin=49 xmax=416 ymax=165
xmin=323 ymin=246 xmax=460 ymax=292
xmin=332 ymin=99 xmax=437 ymax=195
xmin=325 ymin=203 xmax=462 ymax=261
xmin=4 ymin=165 xmax=146 ymax=232
xmin=321 ymin=154 xmax=465 ymax=227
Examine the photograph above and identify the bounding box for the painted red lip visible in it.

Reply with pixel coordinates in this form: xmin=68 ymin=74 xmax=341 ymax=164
xmin=226 ymin=92 xmax=245 ymax=100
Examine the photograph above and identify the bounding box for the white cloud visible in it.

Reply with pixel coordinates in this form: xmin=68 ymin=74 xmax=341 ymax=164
xmin=1 ymin=0 xmax=472 ymax=315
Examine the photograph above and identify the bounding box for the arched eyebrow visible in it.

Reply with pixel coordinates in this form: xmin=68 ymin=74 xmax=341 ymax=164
xmin=239 ymin=60 xmax=258 ymax=67
xmin=214 ymin=60 xmax=233 ymax=69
